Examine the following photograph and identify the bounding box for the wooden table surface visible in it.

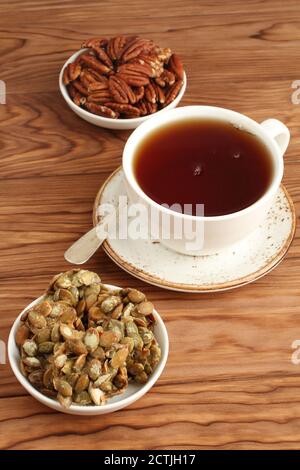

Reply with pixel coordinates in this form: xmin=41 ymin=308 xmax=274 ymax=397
xmin=1 ymin=0 xmax=300 ymax=450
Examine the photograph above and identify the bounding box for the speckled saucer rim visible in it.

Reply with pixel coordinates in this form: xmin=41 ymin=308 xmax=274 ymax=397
xmin=93 ymin=167 xmax=296 ymax=293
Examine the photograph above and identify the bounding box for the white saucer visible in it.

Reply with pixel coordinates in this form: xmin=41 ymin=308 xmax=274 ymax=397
xmin=93 ymin=168 xmax=296 ymax=293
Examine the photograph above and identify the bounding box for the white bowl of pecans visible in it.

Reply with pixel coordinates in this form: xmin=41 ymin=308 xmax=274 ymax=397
xmin=59 ymin=36 xmax=187 ymax=129
xmin=8 ymin=269 xmax=169 ymax=415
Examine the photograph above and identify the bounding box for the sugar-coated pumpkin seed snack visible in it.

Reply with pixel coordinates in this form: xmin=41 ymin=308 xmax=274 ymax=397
xmin=15 ymin=269 xmax=161 ymax=407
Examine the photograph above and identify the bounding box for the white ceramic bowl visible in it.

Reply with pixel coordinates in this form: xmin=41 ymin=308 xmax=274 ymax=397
xmin=8 ymin=285 xmax=169 ymax=415
xmin=59 ymin=49 xmax=187 ymax=129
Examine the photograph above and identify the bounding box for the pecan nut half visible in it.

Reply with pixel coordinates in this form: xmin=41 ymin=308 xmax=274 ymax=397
xmin=92 ymin=46 xmax=113 ymax=69
xmin=84 ymin=68 xmax=109 ymax=84
xmin=84 ymin=102 xmax=119 ymax=119
xmin=118 ymin=62 xmax=154 ymax=78
xmin=161 ymin=69 xmax=176 ymax=85
xmin=121 ymin=38 xmax=154 ymax=63
xmin=144 ymin=81 xmax=157 ymax=104
xmin=68 ymin=85 xmax=86 ymax=106
xmin=87 ymin=90 xmax=112 ymax=103
xmin=72 ymin=79 xmax=89 ymax=96
xmin=87 ymin=81 xmax=109 ymax=92
xmin=133 ymin=86 xmax=144 ymax=101
xmin=134 ymin=54 xmax=164 ymax=77
xmin=81 ymin=37 xmax=108 ymax=49
xmin=152 ymin=81 xmax=165 ymax=104
xmin=155 ymin=69 xmax=176 ymax=88
xmin=79 ymin=54 xmax=112 ymax=75
xmin=164 ymin=80 xmax=183 ymax=106
xmin=107 ymin=35 xmax=127 ymax=61
xmin=155 ymin=47 xmax=172 ymax=63
xmin=63 ymin=62 xmax=82 ymax=85
xmin=144 ymin=100 xmax=158 ymax=114
xmin=109 ymin=76 xmax=129 ymax=104
xmin=168 ymin=53 xmax=184 ymax=80
xmin=116 ymin=72 xmax=149 ymax=87
xmin=136 ymin=99 xmax=148 ymax=116
xmin=104 ymin=102 xmax=141 ymax=117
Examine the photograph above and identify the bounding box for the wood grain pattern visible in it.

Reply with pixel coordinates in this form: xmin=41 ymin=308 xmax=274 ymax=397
xmin=0 ymin=0 xmax=300 ymax=450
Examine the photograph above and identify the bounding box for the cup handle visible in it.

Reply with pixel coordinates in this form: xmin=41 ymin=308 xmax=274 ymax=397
xmin=260 ymin=118 xmax=290 ymax=157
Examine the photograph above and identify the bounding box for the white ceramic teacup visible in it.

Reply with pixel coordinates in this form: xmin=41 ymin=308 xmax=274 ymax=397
xmin=122 ymin=106 xmax=290 ymax=256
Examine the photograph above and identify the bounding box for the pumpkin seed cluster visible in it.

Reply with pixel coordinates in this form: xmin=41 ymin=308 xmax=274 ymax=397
xmin=15 ymin=269 xmax=161 ymax=407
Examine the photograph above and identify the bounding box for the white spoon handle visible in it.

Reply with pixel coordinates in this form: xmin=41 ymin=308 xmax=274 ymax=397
xmin=64 ymin=226 xmax=106 ymax=265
